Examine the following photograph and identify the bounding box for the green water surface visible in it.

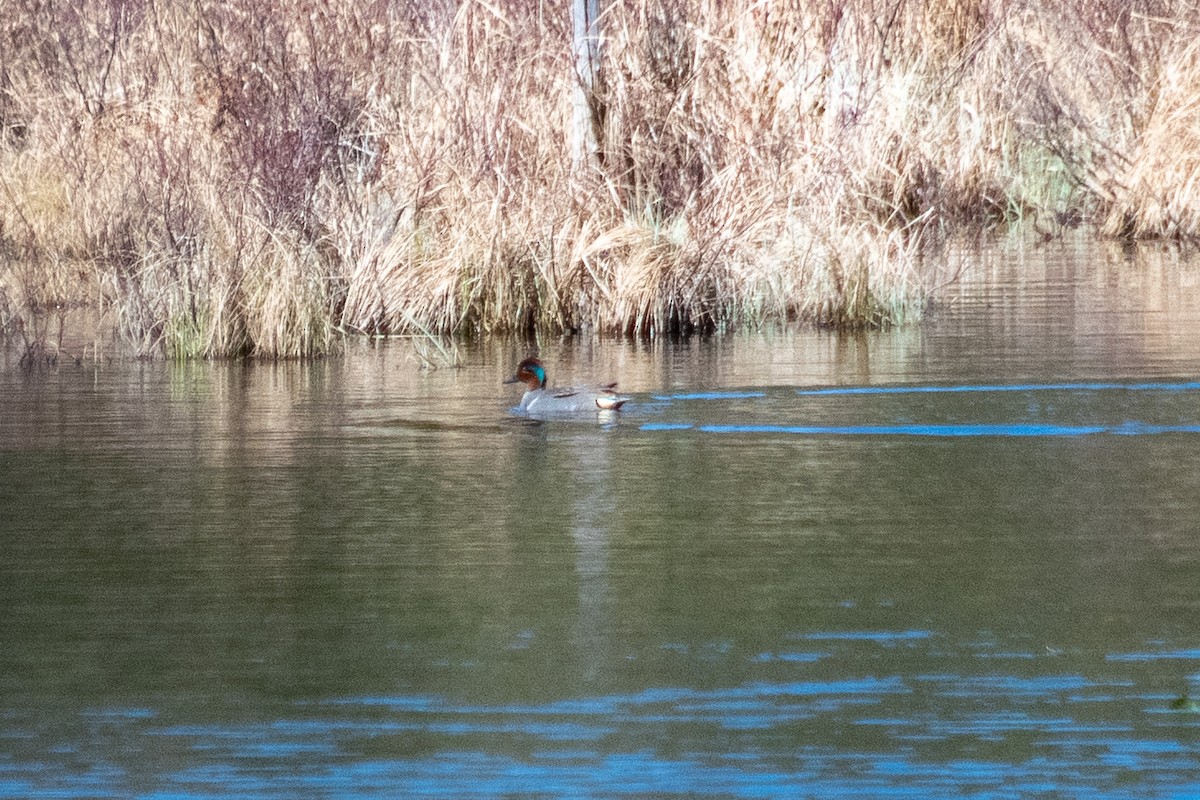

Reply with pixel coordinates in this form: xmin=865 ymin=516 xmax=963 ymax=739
xmin=2 ymin=239 xmax=1200 ymax=798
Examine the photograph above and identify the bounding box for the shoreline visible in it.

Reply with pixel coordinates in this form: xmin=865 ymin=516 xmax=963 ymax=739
xmin=5 ymin=229 xmax=1193 ymax=369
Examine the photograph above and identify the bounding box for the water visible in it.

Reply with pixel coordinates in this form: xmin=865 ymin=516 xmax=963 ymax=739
xmin=3 ymin=237 xmax=1200 ymax=798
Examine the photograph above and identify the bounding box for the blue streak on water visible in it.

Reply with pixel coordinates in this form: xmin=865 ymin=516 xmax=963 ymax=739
xmin=1109 ymin=421 xmax=1200 ymax=435
xmin=795 ymin=380 xmax=1200 ymax=396
xmin=132 ymin=749 xmax=1200 ymax=800
xmin=916 ymin=674 xmax=1118 ymax=698
xmin=325 ymin=678 xmax=909 ymax=723
xmin=312 ymin=695 xmax=444 ymax=711
xmin=641 ymin=422 xmax=1200 ymax=437
xmin=12 ymin=673 xmax=1200 ymax=799
xmin=650 ymin=391 xmax=768 ymax=401
xmin=81 ymin=707 xmax=157 ymax=721
xmin=642 ymin=381 xmax=1200 ymax=437
xmin=750 ymin=651 xmax=827 ymax=664
xmin=702 ymin=423 xmax=1105 ymax=437
xmin=800 ymin=630 xmax=933 ymax=643
xmin=1107 ymin=648 xmax=1200 ymax=662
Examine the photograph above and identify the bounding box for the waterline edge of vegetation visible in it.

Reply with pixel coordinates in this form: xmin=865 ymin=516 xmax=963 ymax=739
xmin=3 ymin=0 xmax=1200 ymax=362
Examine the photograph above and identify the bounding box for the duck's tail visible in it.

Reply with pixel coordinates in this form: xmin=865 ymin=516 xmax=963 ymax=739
xmin=595 ymin=395 xmax=629 ymax=411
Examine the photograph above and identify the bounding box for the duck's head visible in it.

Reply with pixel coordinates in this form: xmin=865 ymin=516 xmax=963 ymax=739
xmin=504 ymin=357 xmax=547 ymax=390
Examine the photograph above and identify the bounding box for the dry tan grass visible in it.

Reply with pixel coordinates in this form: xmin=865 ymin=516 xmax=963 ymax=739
xmin=1103 ymin=36 xmax=1200 ymax=237
xmin=2 ymin=0 xmax=1199 ymax=357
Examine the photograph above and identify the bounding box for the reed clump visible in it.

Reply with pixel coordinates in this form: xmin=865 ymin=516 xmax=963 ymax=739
xmin=2 ymin=0 xmax=1199 ymax=357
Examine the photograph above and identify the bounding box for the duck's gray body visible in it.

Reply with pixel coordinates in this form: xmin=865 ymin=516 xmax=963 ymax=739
xmin=514 ymin=387 xmax=627 ymax=415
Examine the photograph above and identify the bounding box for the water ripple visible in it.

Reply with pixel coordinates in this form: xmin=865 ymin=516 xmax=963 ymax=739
xmin=796 ymin=381 xmax=1200 ymax=395
xmin=642 ymin=422 xmax=1200 ymax=437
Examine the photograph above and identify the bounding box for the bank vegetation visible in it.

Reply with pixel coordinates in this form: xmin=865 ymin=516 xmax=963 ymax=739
xmin=2 ymin=0 xmax=1199 ymax=359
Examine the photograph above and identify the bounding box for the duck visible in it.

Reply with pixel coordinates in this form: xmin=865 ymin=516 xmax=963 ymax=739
xmin=504 ymin=357 xmax=629 ymax=414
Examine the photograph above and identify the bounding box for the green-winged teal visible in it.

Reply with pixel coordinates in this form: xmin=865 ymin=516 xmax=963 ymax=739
xmin=504 ymin=357 xmax=629 ymax=414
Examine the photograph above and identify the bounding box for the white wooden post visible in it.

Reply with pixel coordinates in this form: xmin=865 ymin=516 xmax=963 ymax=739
xmin=571 ymin=0 xmax=601 ymax=169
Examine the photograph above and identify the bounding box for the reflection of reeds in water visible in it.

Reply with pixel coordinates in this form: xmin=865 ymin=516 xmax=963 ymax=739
xmin=1 ymin=0 xmax=1198 ymax=357
xmin=408 ymin=333 xmax=461 ymax=371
